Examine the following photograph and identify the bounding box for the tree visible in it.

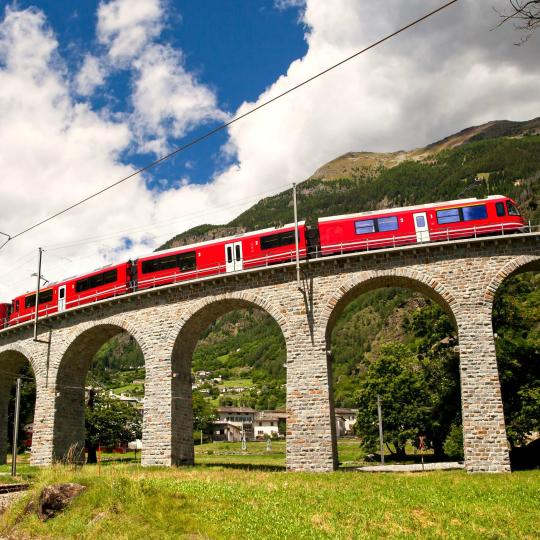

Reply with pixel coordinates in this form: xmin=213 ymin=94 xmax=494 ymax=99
xmin=406 ymin=303 xmax=461 ymax=459
xmin=497 ymin=1 xmax=540 ymax=42
xmin=85 ymin=391 xmax=142 ymax=464
xmin=355 ymin=344 xmax=432 ymax=459
xmin=192 ymin=390 xmax=216 ymax=443
xmin=492 ymin=274 xmax=540 ymax=447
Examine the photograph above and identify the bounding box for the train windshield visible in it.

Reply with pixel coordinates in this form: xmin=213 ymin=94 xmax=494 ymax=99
xmin=506 ymin=201 xmax=520 ymax=216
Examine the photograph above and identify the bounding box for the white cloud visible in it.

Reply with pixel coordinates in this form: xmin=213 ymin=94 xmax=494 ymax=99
xmin=97 ymin=0 xmax=163 ymax=64
xmin=1 ymin=0 xmax=540 ymax=305
xmin=274 ymin=0 xmax=306 ymax=10
xmin=95 ymin=0 xmax=226 ymax=154
xmin=131 ymin=44 xmax=228 ymax=154
xmin=75 ymin=54 xmax=105 ymax=95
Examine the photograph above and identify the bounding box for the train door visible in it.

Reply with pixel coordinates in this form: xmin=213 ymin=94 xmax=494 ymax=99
xmin=225 ymin=242 xmax=243 ymax=272
xmin=58 ymin=285 xmax=66 ymax=312
xmin=413 ymin=212 xmax=430 ymax=243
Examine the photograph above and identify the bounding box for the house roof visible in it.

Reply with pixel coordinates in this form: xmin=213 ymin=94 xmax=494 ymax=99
xmin=334 ymin=408 xmax=358 ymax=415
xmin=217 ymin=406 xmax=257 ymax=414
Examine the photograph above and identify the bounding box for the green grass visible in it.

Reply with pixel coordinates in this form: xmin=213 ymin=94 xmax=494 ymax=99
xmin=218 ymin=378 xmax=253 ymax=388
xmin=1 ymin=466 xmax=539 ymax=539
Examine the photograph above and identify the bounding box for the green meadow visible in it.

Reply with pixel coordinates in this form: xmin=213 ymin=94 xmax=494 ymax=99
xmin=1 ymin=442 xmax=539 ymax=539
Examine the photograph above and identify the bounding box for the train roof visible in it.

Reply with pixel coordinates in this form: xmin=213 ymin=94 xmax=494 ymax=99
xmin=135 ymin=221 xmax=306 ymax=260
xmin=317 ymin=195 xmax=507 ymax=223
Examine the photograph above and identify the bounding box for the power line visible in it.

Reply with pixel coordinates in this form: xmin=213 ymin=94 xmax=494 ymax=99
xmin=0 ymin=0 xmax=459 ymax=251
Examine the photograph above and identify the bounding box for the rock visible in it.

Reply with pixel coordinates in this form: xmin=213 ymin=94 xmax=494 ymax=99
xmin=37 ymin=483 xmax=86 ymax=521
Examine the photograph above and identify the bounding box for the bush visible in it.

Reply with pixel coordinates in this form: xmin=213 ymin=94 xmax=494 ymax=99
xmin=443 ymin=424 xmax=464 ymax=460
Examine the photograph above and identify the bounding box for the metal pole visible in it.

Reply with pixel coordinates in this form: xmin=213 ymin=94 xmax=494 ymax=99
xmin=377 ymin=394 xmax=384 ymax=465
xmin=11 ymin=378 xmax=21 ymax=477
xmin=33 ymin=247 xmax=43 ymax=341
xmin=292 ymin=183 xmax=301 ymax=289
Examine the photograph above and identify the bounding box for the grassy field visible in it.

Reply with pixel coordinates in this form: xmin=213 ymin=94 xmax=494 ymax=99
xmin=0 ymin=439 xmax=437 ymax=476
xmin=1 ymin=465 xmax=539 ymax=539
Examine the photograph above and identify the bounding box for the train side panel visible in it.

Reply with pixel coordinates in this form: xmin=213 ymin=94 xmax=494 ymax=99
xmin=318 ymin=208 xmax=416 ymax=256
xmin=9 ymin=285 xmax=60 ymax=326
xmin=136 ymin=224 xmax=307 ymax=291
xmin=65 ymin=263 xmax=130 ymax=310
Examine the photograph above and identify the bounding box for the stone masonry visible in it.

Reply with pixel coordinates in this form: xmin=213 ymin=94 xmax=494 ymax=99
xmin=0 ymin=233 xmax=538 ymax=472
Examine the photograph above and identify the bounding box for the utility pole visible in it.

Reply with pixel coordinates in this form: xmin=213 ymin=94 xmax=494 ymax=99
xmin=377 ymin=394 xmax=385 ymax=466
xmin=33 ymin=247 xmax=43 ymax=341
xmin=292 ymin=183 xmax=301 ymax=289
xmin=11 ymin=378 xmax=21 ymax=477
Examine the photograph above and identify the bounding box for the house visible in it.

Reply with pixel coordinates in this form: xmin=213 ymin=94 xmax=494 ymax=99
xmin=211 ymin=407 xmax=358 ymax=441
xmin=212 ymin=407 xmax=257 ymax=441
xmin=253 ymin=410 xmax=287 ymax=439
xmin=335 ymin=408 xmax=358 ymax=436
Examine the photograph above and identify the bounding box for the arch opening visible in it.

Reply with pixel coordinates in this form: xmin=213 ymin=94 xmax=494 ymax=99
xmin=491 ymin=266 xmax=540 ymax=470
xmin=169 ymin=297 xmax=287 ymax=467
xmin=324 ymin=274 xmax=461 ymax=468
xmin=53 ymin=324 xmax=145 ymax=464
xmin=0 ymin=350 xmax=36 ymax=467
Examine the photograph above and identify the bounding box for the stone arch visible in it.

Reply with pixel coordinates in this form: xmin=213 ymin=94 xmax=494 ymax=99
xmin=318 ymin=269 xmax=461 ymax=468
xmin=0 ymin=345 xmax=36 ymax=465
xmin=485 ymin=255 xmax=540 ymax=302
xmin=52 ymin=317 xmax=148 ymax=462
xmin=163 ymin=292 xmax=288 ymax=466
xmin=320 ymin=269 xmax=460 ymax=343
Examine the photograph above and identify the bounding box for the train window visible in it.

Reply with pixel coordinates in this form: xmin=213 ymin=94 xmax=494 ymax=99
xmin=462 ymin=205 xmax=487 ymax=221
xmin=24 ymin=288 xmax=53 ymax=309
xmin=354 ymin=219 xmax=375 ymax=235
xmin=506 ymin=201 xmax=520 ymax=216
xmin=495 ymin=202 xmax=506 ymax=217
xmin=76 ymin=269 xmax=118 ymax=292
xmin=226 ymin=246 xmax=233 ymax=264
xmin=377 ymin=216 xmax=399 ymax=232
xmin=177 ymin=251 xmax=196 ymax=271
xmin=260 ymin=231 xmax=295 ymax=250
xmin=436 ymin=208 xmax=460 ymax=224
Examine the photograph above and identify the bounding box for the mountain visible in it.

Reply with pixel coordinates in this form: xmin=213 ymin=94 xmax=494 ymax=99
xmin=91 ymin=118 xmax=540 ymax=412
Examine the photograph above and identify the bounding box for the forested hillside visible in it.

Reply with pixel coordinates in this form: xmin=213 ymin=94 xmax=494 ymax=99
xmin=88 ymin=119 xmax=539 ymax=453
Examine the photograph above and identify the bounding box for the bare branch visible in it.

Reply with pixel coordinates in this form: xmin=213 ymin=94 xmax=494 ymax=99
xmin=494 ymin=0 xmax=540 ymax=44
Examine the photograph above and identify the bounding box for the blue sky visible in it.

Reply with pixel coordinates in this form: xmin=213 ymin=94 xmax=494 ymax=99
xmin=9 ymin=0 xmax=307 ymax=187
xmin=0 ymin=0 xmax=539 ymax=299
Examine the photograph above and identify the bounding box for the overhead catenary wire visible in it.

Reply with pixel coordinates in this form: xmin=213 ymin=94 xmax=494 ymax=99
xmin=0 ymin=0 xmax=459 ymax=251
xmin=0 ymin=180 xmax=294 ymax=288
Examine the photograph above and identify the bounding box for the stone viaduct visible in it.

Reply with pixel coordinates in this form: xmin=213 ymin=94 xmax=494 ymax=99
xmin=0 ymin=232 xmax=538 ymax=473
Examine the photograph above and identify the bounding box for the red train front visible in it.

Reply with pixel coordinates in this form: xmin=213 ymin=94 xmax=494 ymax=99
xmin=317 ymin=195 xmax=525 ymax=256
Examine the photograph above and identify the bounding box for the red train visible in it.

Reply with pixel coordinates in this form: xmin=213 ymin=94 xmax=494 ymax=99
xmin=0 ymin=195 xmax=525 ymax=329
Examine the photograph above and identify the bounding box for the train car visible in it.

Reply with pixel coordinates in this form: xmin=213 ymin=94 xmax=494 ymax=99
xmin=317 ymin=195 xmax=524 ymax=256
xmin=0 ymin=303 xmax=10 ymax=329
xmin=8 ymin=262 xmax=131 ymax=326
xmin=136 ymin=223 xmax=307 ymax=291
xmin=63 ymin=262 xmax=132 ymax=310
xmin=10 ymin=284 xmax=60 ymax=326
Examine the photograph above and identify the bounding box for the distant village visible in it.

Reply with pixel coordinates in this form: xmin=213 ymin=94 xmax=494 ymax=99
xmin=22 ymin=368 xmax=358 ymax=450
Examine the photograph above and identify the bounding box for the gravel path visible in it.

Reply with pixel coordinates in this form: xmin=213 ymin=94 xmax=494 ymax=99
xmin=0 ymin=492 xmax=25 ymax=514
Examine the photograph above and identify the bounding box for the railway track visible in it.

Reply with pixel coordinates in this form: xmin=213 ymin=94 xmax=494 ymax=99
xmin=0 ymin=483 xmax=29 ymax=494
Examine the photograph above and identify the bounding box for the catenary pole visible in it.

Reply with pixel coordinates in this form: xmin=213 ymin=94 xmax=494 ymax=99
xmin=33 ymin=247 xmax=43 ymax=341
xmin=293 ymin=183 xmax=301 ymax=289
xmin=11 ymin=378 xmax=21 ymax=477
xmin=377 ymin=394 xmax=385 ymax=465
